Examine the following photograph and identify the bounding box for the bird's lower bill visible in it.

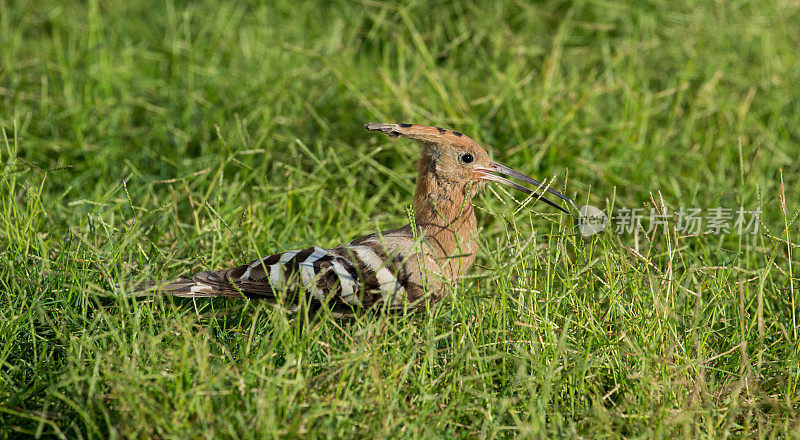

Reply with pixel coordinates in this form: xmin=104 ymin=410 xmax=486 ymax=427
xmin=473 ymin=161 xmax=576 ymax=214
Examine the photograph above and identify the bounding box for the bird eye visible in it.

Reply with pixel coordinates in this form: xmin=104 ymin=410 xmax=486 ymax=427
xmin=460 ymin=153 xmax=474 ymax=164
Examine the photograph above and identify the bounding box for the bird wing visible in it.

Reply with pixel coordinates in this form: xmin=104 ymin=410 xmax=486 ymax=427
xmin=130 ymin=241 xmax=425 ymax=313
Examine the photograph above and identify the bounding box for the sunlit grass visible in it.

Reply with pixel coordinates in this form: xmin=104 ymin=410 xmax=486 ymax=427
xmin=1 ymin=0 xmax=799 ymax=437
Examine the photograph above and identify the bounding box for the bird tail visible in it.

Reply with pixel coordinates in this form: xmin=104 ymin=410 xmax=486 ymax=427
xmin=124 ymin=273 xmax=238 ymax=298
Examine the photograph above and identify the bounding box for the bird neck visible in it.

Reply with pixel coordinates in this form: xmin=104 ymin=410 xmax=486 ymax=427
xmin=412 ymin=154 xmax=478 ymax=278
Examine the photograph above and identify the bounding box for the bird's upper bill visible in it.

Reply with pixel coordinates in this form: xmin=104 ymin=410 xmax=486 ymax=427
xmin=472 ymin=161 xmax=577 ymax=214
xmin=365 ymin=122 xmax=577 ymax=215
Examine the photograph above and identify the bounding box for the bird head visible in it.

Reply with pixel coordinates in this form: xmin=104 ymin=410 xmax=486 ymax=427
xmin=364 ymin=122 xmax=576 ymax=214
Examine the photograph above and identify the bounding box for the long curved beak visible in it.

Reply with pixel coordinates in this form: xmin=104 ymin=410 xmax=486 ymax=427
xmin=474 ymin=161 xmax=577 ymax=215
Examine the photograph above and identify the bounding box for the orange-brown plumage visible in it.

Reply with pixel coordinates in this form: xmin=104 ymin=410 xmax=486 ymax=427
xmin=127 ymin=123 xmax=575 ymax=316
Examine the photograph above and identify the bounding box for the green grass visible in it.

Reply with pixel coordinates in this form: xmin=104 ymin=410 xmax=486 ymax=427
xmin=1 ymin=0 xmax=799 ymax=437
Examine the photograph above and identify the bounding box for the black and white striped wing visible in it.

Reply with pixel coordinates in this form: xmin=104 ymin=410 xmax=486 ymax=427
xmin=149 ymin=244 xmax=415 ymax=311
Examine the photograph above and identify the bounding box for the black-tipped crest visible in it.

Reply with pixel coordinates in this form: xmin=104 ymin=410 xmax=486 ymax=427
xmin=366 ymin=122 xmax=576 ymax=214
xmin=364 ymin=122 xmax=480 ymax=148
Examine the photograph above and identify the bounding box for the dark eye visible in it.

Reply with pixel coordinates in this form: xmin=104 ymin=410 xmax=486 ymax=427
xmin=460 ymin=153 xmax=474 ymax=164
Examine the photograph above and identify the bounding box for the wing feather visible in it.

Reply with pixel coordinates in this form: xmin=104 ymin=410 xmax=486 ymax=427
xmin=127 ymin=240 xmax=422 ymax=314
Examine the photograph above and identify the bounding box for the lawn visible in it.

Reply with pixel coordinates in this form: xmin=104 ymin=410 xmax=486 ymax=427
xmin=1 ymin=0 xmax=799 ymax=438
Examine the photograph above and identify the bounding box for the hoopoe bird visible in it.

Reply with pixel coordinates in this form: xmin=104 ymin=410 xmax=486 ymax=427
xmin=129 ymin=123 xmax=576 ymax=316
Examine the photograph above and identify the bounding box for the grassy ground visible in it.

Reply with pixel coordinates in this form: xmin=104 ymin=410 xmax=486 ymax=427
xmin=1 ymin=0 xmax=799 ymax=437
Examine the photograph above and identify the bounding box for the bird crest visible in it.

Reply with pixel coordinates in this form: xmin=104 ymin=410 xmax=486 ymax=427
xmin=365 ymin=122 xmax=575 ymax=214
